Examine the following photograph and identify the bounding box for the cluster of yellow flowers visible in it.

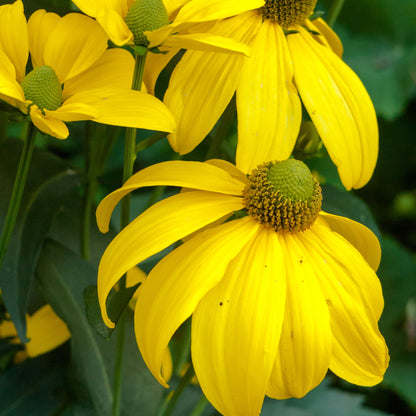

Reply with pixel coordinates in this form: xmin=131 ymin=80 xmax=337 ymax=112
xmin=0 ymin=0 xmax=389 ymax=415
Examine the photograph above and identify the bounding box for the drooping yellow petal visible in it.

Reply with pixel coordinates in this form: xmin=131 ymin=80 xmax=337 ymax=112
xmin=63 ymin=48 xmax=135 ymax=98
xmin=134 ymin=216 xmax=259 ymax=386
xmin=59 ymin=88 xmax=175 ymax=133
xmin=43 ymin=13 xmax=108 ymax=83
xmin=158 ymin=33 xmax=251 ymax=55
xmin=44 ymin=101 xmax=99 ymax=122
xmin=30 ymin=106 xmax=69 ymax=139
xmin=95 ymin=7 xmax=133 ymax=46
xmin=206 ymin=159 xmax=249 ymax=183
xmin=27 ymin=10 xmax=60 ymax=69
xmin=300 ymin=223 xmax=389 ymax=386
xmin=98 ymin=191 xmax=244 ymax=327
xmin=164 ymin=12 xmax=261 ymax=154
xmin=236 ymin=19 xmax=301 ymax=174
xmin=174 ymin=0 xmax=264 ymax=24
xmin=192 ymin=226 xmax=285 ymax=416
xmin=96 ymin=161 xmax=246 ymax=233
xmin=26 ymin=305 xmax=70 ymax=357
xmin=71 ymin=0 xmax=102 ymax=16
xmin=267 ymin=231 xmax=332 ymax=399
xmin=287 ymin=27 xmax=378 ymax=190
xmin=320 ymin=212 xmax=381 ymax=271
xmin=0 ymin=0 xmax=28 ymax=82
xmin=306 ymin=18 xmax=343 ymax=57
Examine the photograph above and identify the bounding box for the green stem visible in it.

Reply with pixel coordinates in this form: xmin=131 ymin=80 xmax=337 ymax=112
xmin=112 ymin=50 xmax=148 ymax=416
xmin=326 ymin=0 xmax=346 ymax=27
xmin=135 ymin=131 xmax=167 ymax=153
xmin=157 ymin=364 xmax=195 ymax=416
xmin=190 ymin=395 xmax=209 ymax=416
xmin=0 ymin=122 xmax=37 ymax=269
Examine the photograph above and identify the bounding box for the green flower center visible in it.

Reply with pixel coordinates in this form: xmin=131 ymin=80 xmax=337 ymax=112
xmin=125 ymin=0 xmax=169 ymax=47
xmin=21 ymin=65 xmax=62 ymax=111
xmin=243 ymin=159 xmax=322 ymax=232
xmin=260 ymin=0 xmax=317 ymax=28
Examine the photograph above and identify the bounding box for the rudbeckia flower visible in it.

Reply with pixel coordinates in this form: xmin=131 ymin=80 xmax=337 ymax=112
xmin=96 ymin=158 xmax=389 ymax=415
xmin=0 ymin=1 xmax=175 ymax=139
xmin=157 ymin=0 xmax=378 ymax=190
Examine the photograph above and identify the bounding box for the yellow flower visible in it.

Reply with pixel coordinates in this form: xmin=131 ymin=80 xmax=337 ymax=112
xmin=72 ymin=0 xmax=261 ymax=54
xmin=0 ymin=304 xmax=70 ymax=360
xmin=157 ymin=0 xmax=378 ymax=190
xmin=0 ymin=1 xmax=175 ymax=139
xmin=96 ymin=158 xmax=389 ymax=415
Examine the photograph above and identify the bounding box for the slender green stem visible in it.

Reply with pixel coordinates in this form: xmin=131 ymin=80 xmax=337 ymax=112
xmin=190 ymin=395 xmax=209 ymax=416
xmin=135 ymin=131 xmax=167 ymax=153
xmin=112 ymin=51 xmax=148 ymax=416
xmin=157 ymin=364 xmax=195 ymax=416
xmin=0 ymin=122 xmax=37 ymax=269
xmin=326 ymin=0 xmax=346 ymax=27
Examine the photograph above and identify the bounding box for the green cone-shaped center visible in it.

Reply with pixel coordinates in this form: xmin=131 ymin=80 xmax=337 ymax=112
xmin=243 ymin=159 xmax=322 ymax=232
xmin=21 ymin=65 xmax=62 ymax=111
xmin=125 ymin=0 xmax=169 ymax=47
xmin=260 ymin=0 xmax=317 ymax=28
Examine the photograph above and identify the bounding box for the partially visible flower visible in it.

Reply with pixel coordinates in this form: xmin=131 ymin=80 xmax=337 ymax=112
xmin=0 ymin=1 xmax=175 ymax=139
xmin=0 ymin=304 xmax=70 ymax=361
xmin=96 ymin=158 xmax=389 ymax=415
xmin=155 ymin=0 xmax=378 ymax=190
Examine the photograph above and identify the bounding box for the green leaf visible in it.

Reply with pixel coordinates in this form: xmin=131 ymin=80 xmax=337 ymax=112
xmin=35 ymin=240 xmax=112 ymax=416
xmin=0 ymin=139 xmax=78 ymax=341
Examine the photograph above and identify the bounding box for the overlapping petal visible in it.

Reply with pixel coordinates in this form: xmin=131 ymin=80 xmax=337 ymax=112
xmin=0 ymin=0 xmax=28 ymax=82
xmin=164 ymin=12 xmax=261 ymax=154
xmin=306 ymin=18 xmax=343 ymax=57
xmin=267 ymin=231 xmax=332 ymax=399
xmin=95 ymin=7 xmax=133 ymax=46
xmin=135 ymin=217 xmax=259 ymax=386
xmin=98 ymin=191 xmax=244 ymax=327
xmin=236 ymin=19 xmax=301 ymax=174
xmin=192 ymin=226 xmax=285 ymax=416
xmin=29 ymin=106 xmax=69 ymax=139
xmin=97 ymin=161 xmax=246 ymax=232
xmin=287 ymin=27 xmax=378 ymax=190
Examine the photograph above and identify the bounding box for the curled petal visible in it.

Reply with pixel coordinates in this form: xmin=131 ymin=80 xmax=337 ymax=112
xmin=30 ymin=106 xmax=69 ymax=139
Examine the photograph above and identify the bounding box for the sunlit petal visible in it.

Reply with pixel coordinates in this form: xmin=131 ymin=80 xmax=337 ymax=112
xmin=306 ymin=18 xmax=343 ymax=57
xmin=30 ymin=106 xmax=69 ymax=139
xmin=96 ymin=7 xmax=133 ymax=46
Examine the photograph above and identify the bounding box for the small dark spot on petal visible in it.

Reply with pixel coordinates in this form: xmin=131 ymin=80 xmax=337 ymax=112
xmin=219 ymin=302 xmax=223 ymax=306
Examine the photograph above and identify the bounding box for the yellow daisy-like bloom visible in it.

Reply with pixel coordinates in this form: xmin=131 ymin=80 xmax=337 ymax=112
xmin=157 ymin=0 xmax=378 ymax=190
xmin=0 ymin=1 xmax=175 ymax=139
xmin=71 ymin=0 xmax=261 ymax=54
xmin=96 ymin=158 xmax=389 ymax=415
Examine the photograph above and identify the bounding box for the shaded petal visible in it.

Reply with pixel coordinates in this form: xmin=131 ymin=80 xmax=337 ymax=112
xmin=236 ymin=20 xmax=301 ymax=174
xmin=301 ymin=222 xmax=389 ymax=386
xmin=43 ymin=13 xmax=108 ymax=83
xmin=174 ymin=0 xmax=264 ymax=24
xmin=320 ymin=212 xmax=381 ymax=271
xmin=98 ymin=191 xmax=244 ymax=327
xmin=63 ymin=48 xmax=135 ymax=98
xmin=135 ymin=216 xmax=260 ymax=386
xmin=306 ymin=18 xmax=343 ymax=57
xmin=30 ymin=106 xmax=69 ymax=139
xmin=97 ymin=161 xmax=246 ymax=233
xmin=287 ymin=27 xmax=378 ymax=190
xmin=45 ymin=101 xmax=98 ymax=122
xmin=27 ymin=10 xmax=60 ymax=69
xmin=159 ymin=33 xmax=250 ymax=55
xmin=164 ymin=12 xmax=261 ymax=154
xmin=267 ymin=231 xmax=331 ymax=399
xmin=26 ymin=305 xmax=70 ymax=357
xmin=0 ymin=0 xmax=28 ymax=82
xmin=192 ymin=226 xmax=285 ymax=416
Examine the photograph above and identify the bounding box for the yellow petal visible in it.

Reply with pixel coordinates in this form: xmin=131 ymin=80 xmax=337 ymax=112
xmin=164 ymin=12 xmax=261 ymax=154
xmin=63 ymin=48 xmax=135 ymax=98
xmin=236 ymin=20 xmax=301 ymax=174
xmin=71 ymin=0 xmax=102 ymax=16
xmin=26 ymin=305 xmax=70 ymax=357
xmin=30 ymin=106 xmax=69 ymax=139
xmin=163 ymin=0 xmax=189 ymax=16
xmin=287 ymin=27 xmax=378 ymax=190
xmin=301 ymin=222 xmax=389 ymax=386
xmin=27 ymin=9 xmax=60 ymax=69
xmin=43 ymin=13 xmax=108 ymax=83
xmin=320 ymin=212 xmax=381 ymax=271
xmin=95 ymin=7 xmax=133 ymax=46
xmin=0 ymin=0 xmax=28 ymax=82
xmin=306 ymin=18 xmax=343 ymax=58
xmin=134 ymin=216 xmax=259 ymax=386
xmin=98 ymin=191 xmax=244 ymax=327
xmin=96 ymin=160 xmax=246 ymax=233
xmin=174 ymin=0 xmax=264 ymax=24
xmin=159 ymin=32 xmax=251 ymax=55
xmin=192 ymin=226 xmax=285 ymax=416
xmin=45 ymin=100 xmax=99 ymax=122
xmin=206 ymin=159 xmax=249 ymax=184
xmin=267 ymin=231 xmax=332 ymax=399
